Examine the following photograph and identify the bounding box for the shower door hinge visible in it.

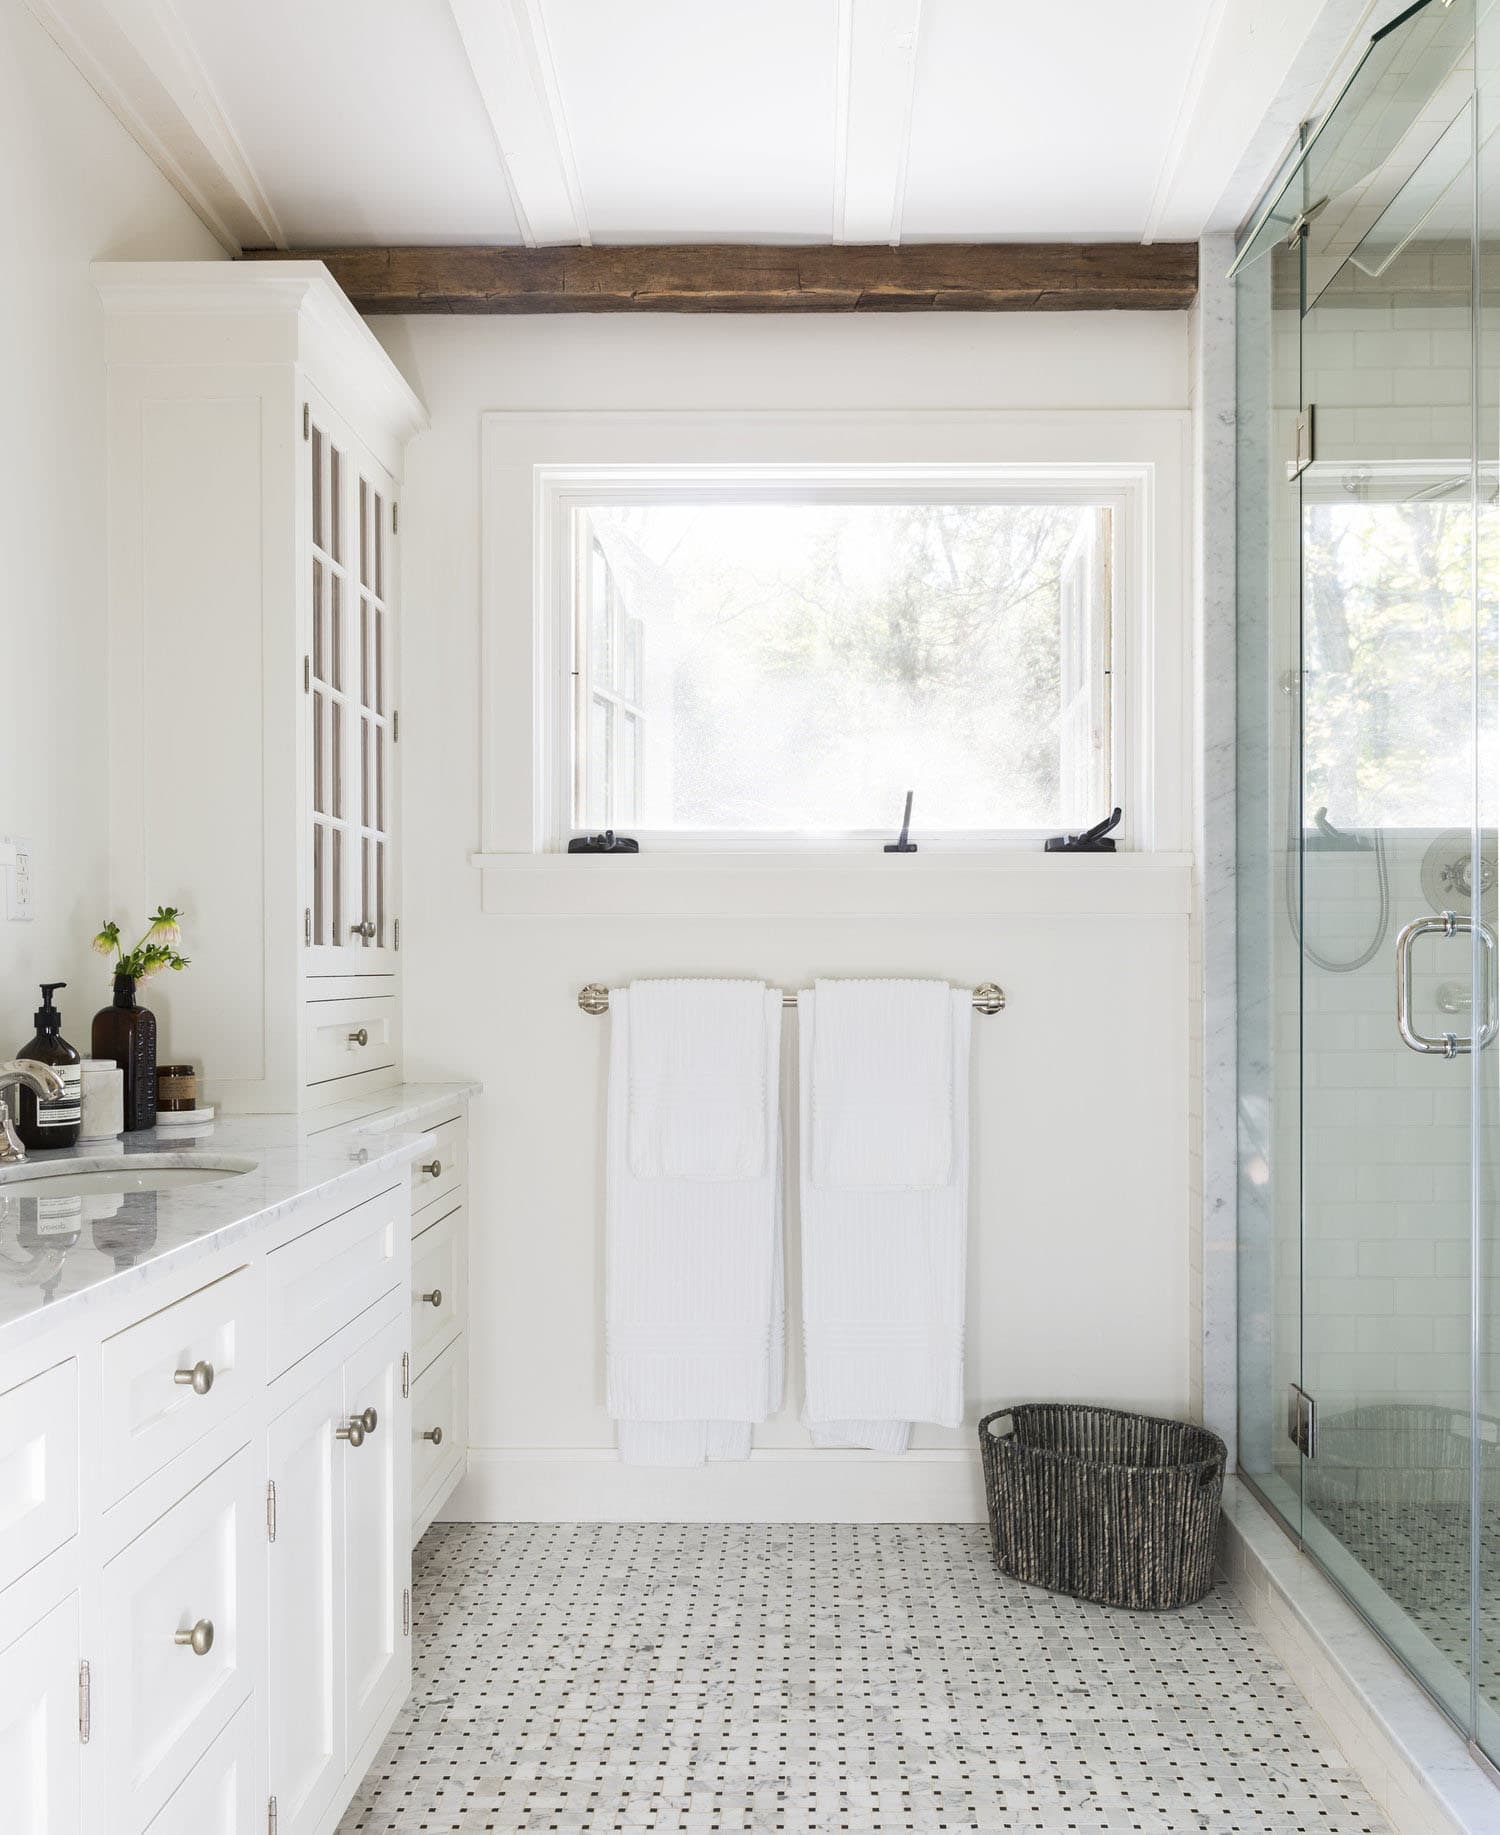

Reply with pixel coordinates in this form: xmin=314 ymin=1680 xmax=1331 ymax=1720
xmin=1288 ymin=1383 xmax=1317 ymax=1460
xmin=77 ymin=1660 xmax=91 ymax=1744
xmin=1287 ymin=406 xmax=1316 ymax=481
xmin=403 ymin=1587 xmax=411 ymax=1637
xmin=1283 ymin=195 xmax=1329 ymax=249
xmin=266 ymin=1478 xmax=277 ymax=1543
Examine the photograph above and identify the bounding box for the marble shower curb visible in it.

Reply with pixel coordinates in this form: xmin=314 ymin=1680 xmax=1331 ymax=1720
xmin=1220 ymin=1478 xmax=1499 ymax=1835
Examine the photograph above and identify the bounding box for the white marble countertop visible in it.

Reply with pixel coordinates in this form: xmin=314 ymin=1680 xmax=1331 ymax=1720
xmin=0 ymin=1081 xmax=480 ymax=1356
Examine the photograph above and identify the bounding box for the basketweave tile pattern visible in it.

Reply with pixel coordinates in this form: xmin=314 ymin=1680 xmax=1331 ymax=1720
xmin=339 ymin=1522 xmax=1392 ymax=1834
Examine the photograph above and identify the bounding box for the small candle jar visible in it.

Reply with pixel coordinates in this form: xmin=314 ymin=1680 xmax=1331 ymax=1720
xmin=79 ymin=1059 xmax=124 ymax=1142
xmin=155 ymin=1063 xmax=198 ymax=1113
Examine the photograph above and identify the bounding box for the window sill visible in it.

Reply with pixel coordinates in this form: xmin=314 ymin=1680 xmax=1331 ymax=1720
xmin=469 ymin=849 xmax=1193 ymax=919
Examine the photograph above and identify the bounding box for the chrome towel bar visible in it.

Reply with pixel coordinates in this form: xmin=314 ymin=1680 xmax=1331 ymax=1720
xmin=577 ymin=981 xmax=1005 ymax=1016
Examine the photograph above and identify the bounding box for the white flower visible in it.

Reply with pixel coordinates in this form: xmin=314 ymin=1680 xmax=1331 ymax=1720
xmin=146 ymin=915 xmax=182 ymax=947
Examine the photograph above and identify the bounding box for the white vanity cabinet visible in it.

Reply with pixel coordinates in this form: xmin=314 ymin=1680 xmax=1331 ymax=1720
xmin=408 ymin=1107 xmax=471 ymax=1543
xmin=0 ymin=1145 xmax=426 ymax=1835
xmin=94 ymin=261 xmax=427 ymax=1115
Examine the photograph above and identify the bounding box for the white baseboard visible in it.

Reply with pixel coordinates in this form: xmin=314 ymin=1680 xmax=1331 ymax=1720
xmin=440 ymin=1446 xmax=988 ymax=1523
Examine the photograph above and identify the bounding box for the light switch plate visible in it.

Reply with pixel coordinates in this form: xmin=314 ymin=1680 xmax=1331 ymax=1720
xmin=5 ymin=837 xmax=33 ymax=920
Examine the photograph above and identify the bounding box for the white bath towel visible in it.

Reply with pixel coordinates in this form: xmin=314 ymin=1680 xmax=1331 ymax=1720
xmin=810 ymin=978 xmax=953 ymax=1189
xmin=607 ymin=984 xmax=784 ymax=1466
xmin=799 ymin=985 xmax=971 ymax=1452
xmin=628 ymin=978 xmax=768 ymax=1181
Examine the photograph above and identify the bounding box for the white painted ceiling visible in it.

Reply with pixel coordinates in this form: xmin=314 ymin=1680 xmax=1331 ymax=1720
xmin=38 ymin=0 xmax=1347 ymax=252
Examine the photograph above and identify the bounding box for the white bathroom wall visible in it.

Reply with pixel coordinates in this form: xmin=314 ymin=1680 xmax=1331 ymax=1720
xmin=375 ymin=310 xmax=1201 ymax=1520
xmin=0 ymin=0 xmax=223 ymax=1053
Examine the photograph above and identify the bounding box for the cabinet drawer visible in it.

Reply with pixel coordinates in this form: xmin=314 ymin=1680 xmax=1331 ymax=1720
xmin=266 ymin=1186 xmax=402 ymax=1378
xmin=0 ymin=1360 xmax=78 ymax=1593
xmin=145 ymin=1697 xmax=255 ymax=1835
xmin=410 ymin=1113 xmax=465 ymax=1217
xmin=412 ymin=1334 xmax=465 ymax=1518
xmin=100 ymin=1270 xmax=259 ymax=1506
xmin=304 ymin=996 xmax=397 ymax=1089
xmin=411 ymin=1203 xmax=465 ymax=1375
xmin=104 ymin=1445 xmax=258 ymax=1834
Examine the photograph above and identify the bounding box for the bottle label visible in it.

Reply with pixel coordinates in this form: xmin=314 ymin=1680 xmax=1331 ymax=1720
xmin=34 ymin=1065 xmax=82 ymax=1128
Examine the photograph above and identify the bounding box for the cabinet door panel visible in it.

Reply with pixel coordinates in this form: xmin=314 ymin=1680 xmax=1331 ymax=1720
xmin=267 ymin=1367 xmax=344 ymax=1835
xmin=411 ymin=1203 xmax=464 ymax=1376
xmin=0 ymin=1593 xmax=81 ymax=1835
xmin=342 ymin=1310 xmax=409 ymax=1757
xmin=144 ymin=1697 xmax=255 ymax=1835
xmin=0 ymin=1359 xmax=78 ymax=1591
xmin=103 ymin=1445 xmax=258 ymax=1834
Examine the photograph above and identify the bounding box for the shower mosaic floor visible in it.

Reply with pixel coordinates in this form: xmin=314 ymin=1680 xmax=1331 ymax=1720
xmin=339 ymin=1522 xmax=1391 ymax=1835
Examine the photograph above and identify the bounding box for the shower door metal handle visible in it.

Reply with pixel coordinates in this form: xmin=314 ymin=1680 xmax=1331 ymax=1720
xmin=1395 ymin=910 xmax=1498 ymax=1056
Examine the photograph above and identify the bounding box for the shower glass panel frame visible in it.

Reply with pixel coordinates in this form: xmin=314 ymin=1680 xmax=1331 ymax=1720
xmin=1235 ymin=0 xmax=1500 ymax=1772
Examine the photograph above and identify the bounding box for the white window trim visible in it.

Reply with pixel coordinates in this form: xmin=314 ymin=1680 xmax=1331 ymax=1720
xmin=476 ymin=409 xmax=1191 ymax=861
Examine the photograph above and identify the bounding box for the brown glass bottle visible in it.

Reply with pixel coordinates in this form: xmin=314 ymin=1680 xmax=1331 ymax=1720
xmin=92 ymin=975 xmax=158 ymax=1132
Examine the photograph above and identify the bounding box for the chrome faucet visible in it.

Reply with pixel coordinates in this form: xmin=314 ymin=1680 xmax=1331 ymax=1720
xmin=0 ymin=1061 xmax=68 ymax=1165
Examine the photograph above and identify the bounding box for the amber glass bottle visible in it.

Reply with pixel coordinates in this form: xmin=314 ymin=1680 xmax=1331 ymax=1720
xmin=92 ymin=974 xmax=158 ymax=1132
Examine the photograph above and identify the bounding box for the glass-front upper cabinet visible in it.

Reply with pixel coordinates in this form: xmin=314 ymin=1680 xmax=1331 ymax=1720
xmin=306 ymin=392 xmax=398 ymax=975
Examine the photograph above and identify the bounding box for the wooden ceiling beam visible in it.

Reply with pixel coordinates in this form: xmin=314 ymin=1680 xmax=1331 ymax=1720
xmin=240 ymin=242 xmax=1199 ymax=313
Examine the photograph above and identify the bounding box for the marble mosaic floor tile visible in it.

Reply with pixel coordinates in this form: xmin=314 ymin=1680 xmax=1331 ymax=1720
xmin=339 ymin=1522 xmax=1391 ymax=1834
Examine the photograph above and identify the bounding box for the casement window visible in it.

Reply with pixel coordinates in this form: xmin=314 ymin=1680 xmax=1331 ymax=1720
xmin=477 ymin=412 xmax=1188 ymax=858
xmin=559 ymin=481 xmax=1116 ymax=846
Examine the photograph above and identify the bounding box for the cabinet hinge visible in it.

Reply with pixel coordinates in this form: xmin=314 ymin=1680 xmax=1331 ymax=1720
xmin=392 ymin=708 xmax=400 ymax=743
xmin=392 ymin=501 xmax=399 ymax=535
xmin=266 ymin=1478 xmax=277 ymax=1543
xmin=403 ymin=1587 xmax=411 ymax=1637
xmin=268 ymin=1796 xmax=278 ymax=1835
xmin=394 ymin=918 xmax=400 ymax=952
xmin=304 ymin=908 xmax=312 ymax=947
xmin=303 ymin=654 xmax=310 ymax=693
xmin=1288 ymin=1382 xmax=1317 ymax=1460
xmin=78 ymin=1660 xmax=91 ymax=1744
xmin=401 ymin=1350 xmax=410 ymax=1398
xmin=302 ymin=402 xmax=310 ymax=441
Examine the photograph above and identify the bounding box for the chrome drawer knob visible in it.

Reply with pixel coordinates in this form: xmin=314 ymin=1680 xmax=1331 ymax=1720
xmin=421 ymin=1288 xmax=443 ymax=1307
xmin=174 ymin=1618 xmax=214 ymax=1657
xmin=422 ymin=1426 xmax=443 ymax=1446
xmin=173 ymin=1360 xmax=215 ymax=1395
xmin=350 ymin=920 xmax=377 ymax=939
xmin=348 ymin=1027 xmax=369 ymax=1047
xmin=422 ymin=1158 xmax=442 ymax=1179
xmin=356 ymin=1406 xmax=378 ymax=1435
xmin=336 ymin=1418 xmax=365 ymax=1448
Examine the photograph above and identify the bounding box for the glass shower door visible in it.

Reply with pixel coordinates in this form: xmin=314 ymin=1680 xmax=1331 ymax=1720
xmin=1296 ymin=108 xmax=1480 ymax=1730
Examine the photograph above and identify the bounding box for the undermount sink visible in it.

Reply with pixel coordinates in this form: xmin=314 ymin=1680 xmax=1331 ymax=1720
xmin=0 ymin=1153 xmax=257 ymax=1198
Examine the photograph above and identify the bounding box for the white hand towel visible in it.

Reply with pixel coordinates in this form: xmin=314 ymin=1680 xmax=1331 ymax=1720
xmin=810 ymin=978 xmax=953 ymax=1189
xmin=607 ymin=985 xmax=784 ymax=1466
xmin=799 ymin=986 xmax=970 ymax=1450
xmin=627 ymin=978 xmax=769 ymax=1181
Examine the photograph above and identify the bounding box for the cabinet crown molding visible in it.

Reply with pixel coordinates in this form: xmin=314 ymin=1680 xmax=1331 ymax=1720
xmin=91 ymin=260 xmax=428 ymax=457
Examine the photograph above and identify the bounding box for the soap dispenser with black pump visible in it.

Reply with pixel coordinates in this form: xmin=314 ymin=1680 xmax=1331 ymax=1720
xmin=13 ymin=983 xmax=83 ymax=1149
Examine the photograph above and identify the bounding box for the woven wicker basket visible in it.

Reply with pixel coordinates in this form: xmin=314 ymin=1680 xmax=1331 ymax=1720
xmin=979 ymin=1403 xmax=1226 ymax=1610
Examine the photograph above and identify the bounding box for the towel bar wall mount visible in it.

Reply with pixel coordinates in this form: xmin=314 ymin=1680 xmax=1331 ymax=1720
xmin=576 ymin=981 xmax=1006 ymax=1016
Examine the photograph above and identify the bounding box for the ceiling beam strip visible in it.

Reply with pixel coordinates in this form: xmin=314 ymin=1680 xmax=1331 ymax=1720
xmin=22 ymin=0 xmax=282 ymax=253
xmin=446 ymin=0 xmax=589 ymax=246
xmin=240 ymin=242 xmax=1200 ymax=313
xmin=835 ymin=0 xmax=925 ymax=246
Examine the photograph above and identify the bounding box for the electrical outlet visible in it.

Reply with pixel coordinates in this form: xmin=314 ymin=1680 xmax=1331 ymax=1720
xmin=5 ymin=837 xmax=33 ymax=921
